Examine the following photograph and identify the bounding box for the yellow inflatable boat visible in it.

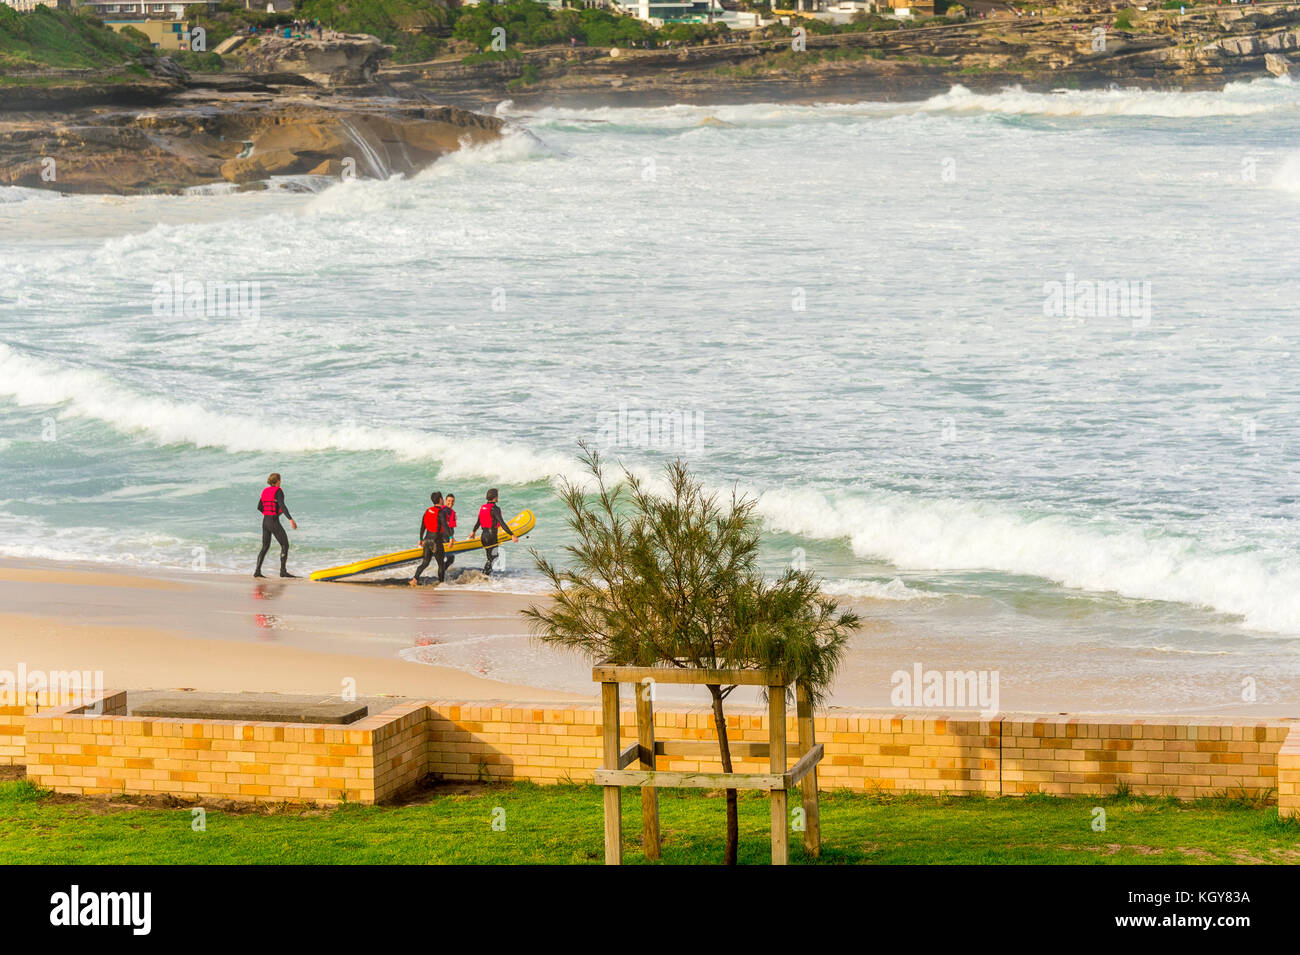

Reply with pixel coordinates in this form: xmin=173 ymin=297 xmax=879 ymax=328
xmin=309 ymin=509 xmax=535 ymax=582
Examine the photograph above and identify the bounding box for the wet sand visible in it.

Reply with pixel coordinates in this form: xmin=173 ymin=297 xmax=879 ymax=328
xmin=1 ymin=557 xmax=1296 ymax=718
xmin=0 ymin=558 xmax=585 ymax=703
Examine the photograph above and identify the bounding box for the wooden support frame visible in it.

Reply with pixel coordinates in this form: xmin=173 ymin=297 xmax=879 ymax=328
xmin=593 ymin=663 xmax=824 ymax=866
xmin=795 ymin=682 xmax=822 ymax=857
xmin=601 ymin=680 xmax=621 ymax=865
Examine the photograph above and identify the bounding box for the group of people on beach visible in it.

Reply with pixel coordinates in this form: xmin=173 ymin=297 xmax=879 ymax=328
xmin=411 ymin=488 xmax=518 ymax=586
xmin=252 ymin=475 xmax=516 ymax=583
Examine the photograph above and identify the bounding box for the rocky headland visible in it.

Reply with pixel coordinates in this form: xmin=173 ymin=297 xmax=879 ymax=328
xmin=0 ymin=36 xmax=503 ymax=195
xmin=5 ymin=6 xmax=1300 ymax=195
xmin=388 ymin=4 xmax=1300 ymax=107
xmin=0 ymin=97 xmax=503 ymax=195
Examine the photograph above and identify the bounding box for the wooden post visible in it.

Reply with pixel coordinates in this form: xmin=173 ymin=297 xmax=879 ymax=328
xmin=594 ymin=665 xmax=822 ymax=866
xmin=768 ymin=685 xmax=788 ymax=866
xmin=795 ymin=681 xmax=822 ymax=858
xmin=635 ymin=678 xmax=660 ymax=860
xmin=601 ymin=680 xmax=622 ymax=865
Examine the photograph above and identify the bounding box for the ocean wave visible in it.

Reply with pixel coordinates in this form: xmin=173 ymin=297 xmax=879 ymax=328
xmin=6 ymin=337 xmax=1300 ymax=633
xmin=0 ymin=508 xmax=188 ymax=568
xmin=0 ymin=185 xmax=61 ymax=204
xmin=181 ymin=182 xmax=241 ymax=198
xmin=753 ymin=487 xmax=1300 ymax=635
xmin=0 ymin=343 xmax=580 ymax=485
xmin=1271 ymin=150 xmax=1300 ymax=195
xmin=513 ymin=80 xmax=1295 ymax=129
xmin=299 ymin=126 xmax=549 ymax=216
xmin=419 ymin=125 xmax=550 ymax=172
xmin=914 ymin=82 xmax=1292 ymax=118
xmin=819 ymin=576 xmax=935 ymax=601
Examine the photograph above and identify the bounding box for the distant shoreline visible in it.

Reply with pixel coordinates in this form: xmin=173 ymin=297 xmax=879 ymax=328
xmin=383 ymin=5 xmax=1300 ymax=110
xmin=5 ymin=3 xmax=1297 ymax=194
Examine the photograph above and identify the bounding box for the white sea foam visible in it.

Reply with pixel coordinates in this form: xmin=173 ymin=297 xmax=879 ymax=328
xmin=0 ymin=185 xmax=60 ymax=204
xmin=754 ymin=488 xmax=1300 ymax=635
xmin=514 ymin=79 xmax=1296 ymax=129
xmin=6 ymin=334 xmax=1299 ymax=632
xmin=415 ymin=125 xmax=551 ymax=174
xmin=915 ymin=82 xmax=1289 ymax=118
xmin=819 ymin=577 xmax=934 ymax=601
xmin=0 ymin=343 xmax=581 ymax=485
xmin=181 ymin=182 xmax=240 ymax=197
xmin=1271 ymin=151 xmax=1300 ymax=195
xmin=298 ymin=126 xmax=547 ymax=219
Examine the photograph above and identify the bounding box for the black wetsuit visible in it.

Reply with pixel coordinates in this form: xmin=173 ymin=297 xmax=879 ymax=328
xmin=472 ymin=501 xmax=511 ymax=575
xmin=255 ymin=488 xmax=292 ymax=576
xmin=413 ymin=505 xmax=453 ymax=583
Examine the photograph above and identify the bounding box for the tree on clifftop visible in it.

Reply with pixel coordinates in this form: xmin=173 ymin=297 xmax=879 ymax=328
xmin=523 ymin=443 xmax=859 ymax=865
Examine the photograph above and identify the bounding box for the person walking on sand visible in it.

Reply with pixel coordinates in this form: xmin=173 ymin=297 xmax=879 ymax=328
xmin=254 ymin=473 xmax=297 ymax=578
xmin=470 ymin=487 xmax=516 ymax=576
xmin=411 ymin=491 xmax=452 ymax=586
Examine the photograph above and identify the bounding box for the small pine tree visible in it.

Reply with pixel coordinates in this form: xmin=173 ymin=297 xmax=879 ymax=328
xmin=524 ymin=443 xmax=859 ymax=864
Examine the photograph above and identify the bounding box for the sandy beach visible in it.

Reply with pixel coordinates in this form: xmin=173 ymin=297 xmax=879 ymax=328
xmin=1 ymin=556 xmax=1295 ymax=719
xmin=0 ymin=558 xmax=586 ymax=704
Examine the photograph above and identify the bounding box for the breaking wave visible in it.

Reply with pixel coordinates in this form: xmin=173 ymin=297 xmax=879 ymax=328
xmin=0 ymin=343 xmax=578 ymax=485
xmin=915 ymin=81 xmax=1292 ymax=118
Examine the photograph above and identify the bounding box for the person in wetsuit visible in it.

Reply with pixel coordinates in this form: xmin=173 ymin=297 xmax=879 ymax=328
xmin=411 ymin=491 xmax=452 ymax=585
xmin=442 ymin=493 xmax=457 ymax=576
xmin=470 ymin=487 xmax=516 ymax=576
xmin=254 ymin=472 xmax=297 ymax=578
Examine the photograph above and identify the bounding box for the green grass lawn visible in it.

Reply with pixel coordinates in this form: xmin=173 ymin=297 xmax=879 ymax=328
xmin=2 ymin=779 xmax=1296 ymax=864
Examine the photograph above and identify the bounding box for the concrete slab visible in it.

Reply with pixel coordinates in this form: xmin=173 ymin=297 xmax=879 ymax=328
xmin=132 ymin=693 xmax=368 ymax=724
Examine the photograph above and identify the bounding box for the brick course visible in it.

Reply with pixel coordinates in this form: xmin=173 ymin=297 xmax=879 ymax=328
xmin=13 ymin=691 xmax=1300 ymax=811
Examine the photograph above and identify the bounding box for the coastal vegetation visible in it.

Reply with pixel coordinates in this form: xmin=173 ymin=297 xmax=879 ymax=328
xmin=524 ymin=448 xmax=858 ymax=866
xmin=2 ymin=0 xmax=1296 ymax=105
xmin=2 ymin=778 xmax=1295 ymax=864
xmin=294 ymin=0 xmax=454 ymax=60
xmin=183 ymin=2 xmax=297 ymax=54
xmin=451 ymin=0 xmax=731 ymax=52
xmin=0 ymin=5 xmax=145 ymax=70
xmin=507 ymin=62 xmax=542 ymax=89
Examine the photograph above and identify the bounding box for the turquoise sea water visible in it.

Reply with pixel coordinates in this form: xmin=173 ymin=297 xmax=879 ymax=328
xmin=4 ymin=81 xmax=1300 ymax=707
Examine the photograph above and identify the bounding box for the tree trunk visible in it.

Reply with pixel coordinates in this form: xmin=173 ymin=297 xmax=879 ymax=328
xmin=708 ymin=684 xmax=738 ymax=866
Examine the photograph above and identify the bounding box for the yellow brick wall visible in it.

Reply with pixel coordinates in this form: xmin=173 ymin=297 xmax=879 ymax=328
xmin=1277 ymin=729 xmax=1300 ymax=818
xmin=12 ymin=691 xmax=1300 ymax=808
xmin=1001 ymin=716 xmax=1289 ymax=798
xmin=371 ymin=701 xmax=431 ymax=803
xmin=23 ymin=694 xmax=427 ymax=805
xmin=425 ymin=701 xmax=1292 ymax=801
xmin=0 ymin=689 xmax=121 ymax=766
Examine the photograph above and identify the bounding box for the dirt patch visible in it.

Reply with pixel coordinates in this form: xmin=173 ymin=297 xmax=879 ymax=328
xmin=13 ymin=774 xmax=505 ymax=814
xmin=1060 ymin=842 xmax=1222 ymax=859
xmin=3 ymin=768 xmax=497 ymax=814
xmin=1130 ymin=845 xmax=1187 ymax=856
xmin=32 ymin=789 xmax=335 ymax=816
xmin=387 ymin=777 xmax=511 ymax=806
